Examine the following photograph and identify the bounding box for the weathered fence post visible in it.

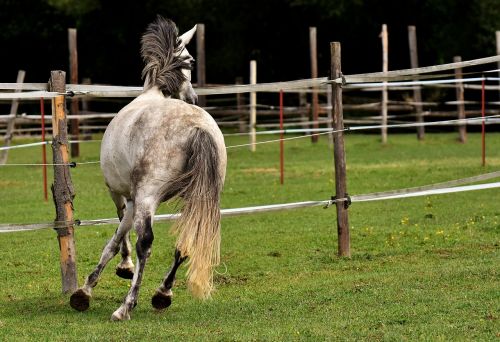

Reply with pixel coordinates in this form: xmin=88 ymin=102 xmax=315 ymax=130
xmin=481 ymin=76 xmax=486 ymax=167
xmin=496 ymin=31 xmax=500 ymax=100
xmin=326 ymin=84 xmax=334 ymax=146
xmin=408 ymin=25 xmax=425 ymax=140
xmin=310 ymin=27 xmax=319 ymax=143
xmin=380 ymin=24 xmax=389 ymax=144
xmin=330 ymin=42 xmax=350 ymax=257
xmin=453 ymin=56 xmax=467 ymax=143
xmin=80 ymin=77 xmax=92 ymax=139
xmin=196 ymin=23 xmax=206 ymax=108
xmin=250 ymin=60 xmax=257 ymax=152
xmin=0 ymin=70 xmax=25 ymax=165
xmin=299 ymin=92 xmax=310 ymax=135
xmin=68 ymin=28 xmax=80 ymax=157
xmin=49 ymin=70 xmax=78 ymax=294
xmin=235 ymin=77 xmax=246 ymax=133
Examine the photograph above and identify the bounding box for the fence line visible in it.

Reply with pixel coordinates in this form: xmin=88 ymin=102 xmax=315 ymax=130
xmin=1 ymin=114 xmax=499 ymax=155
xmin=2 ymin=171 xmax=499 ymax=233
xmin=2 ymin=76 xmax=500 ymax=99
xmin=1 ymin=56 xmax=500 ymax=99
xmin=2 ymin=97 xmax=498 ymax=122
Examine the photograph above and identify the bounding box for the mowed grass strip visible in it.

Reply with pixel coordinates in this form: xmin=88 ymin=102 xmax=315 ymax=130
xmin=0 ymin=132 xmax=499 ymax=341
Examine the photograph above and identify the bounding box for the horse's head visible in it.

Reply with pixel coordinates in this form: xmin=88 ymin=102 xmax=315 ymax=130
xmin=176 ymin=25 xmax=198 ymax=105
xmin=141 ymin=17 xmax=198 ymax=105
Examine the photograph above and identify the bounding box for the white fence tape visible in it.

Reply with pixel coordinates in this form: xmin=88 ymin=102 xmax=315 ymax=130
xmin=1 ymin=55 xmax=500 ymax=99
xmin=2 ymin=114 xmax=500 ymax=154
xmin=0 ymin=141 xmax=48 ymax=151
xmin=352 ymin=182 xmax=500 ymax=202
xmin=1 ymin=76 xmax=497 ymax=99
xmin=1 ymin=171 xmax=499 ymax=233
xmin=0 ymin=91 xmax=59 ymax=99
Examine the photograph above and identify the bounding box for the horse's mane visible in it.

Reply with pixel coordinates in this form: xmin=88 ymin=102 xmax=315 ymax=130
xmin=140 ymin=16 xmax=191 ymax=96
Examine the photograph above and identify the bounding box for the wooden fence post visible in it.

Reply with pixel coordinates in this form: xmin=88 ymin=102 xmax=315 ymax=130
xmin=80 ymin=77 xmax=92 ymax=139
xmin=326 ymin=84 xmax=334 ymax=146
xmin=299 ymin=92 xmax=310 ymax=135
xmin=49 ymin=70 xmax=78 ymax=294
xmin=330 ymin=42 xmax=350 ymax=257
xmin=496 ymin=31 xmax=500 ymax=100
xmin=310 ymin=27 xmax=319 ymax=143
xmin=68 ymin=28 xmax=80 ymax=157
xmin=196 ymin=23 xmax=206 ymax=108
xmin=380 ymin=24 xmax=389 ymax=144
xmin=250 ymin=60 xmax=257 ymax=152
xmin=235 ymin=77 xmax=246 ymax=133
xmin=0 ymin=70 xmax=25 ymax=165
xmin=454 ymin=56 xmax=467 ymax=143
xmin=408 ymin=25 xmax=425 ymax=140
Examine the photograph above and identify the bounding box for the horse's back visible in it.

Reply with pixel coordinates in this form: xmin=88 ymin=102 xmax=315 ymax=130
xmin=101 ymin=88 xmax=226 ymax=199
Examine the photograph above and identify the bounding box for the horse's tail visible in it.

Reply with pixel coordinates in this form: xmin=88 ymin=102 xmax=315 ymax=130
xmin=140 ymin=16 xmax=190 ymax=96
xmin=171 ymin=127 xmax=223 ymax=299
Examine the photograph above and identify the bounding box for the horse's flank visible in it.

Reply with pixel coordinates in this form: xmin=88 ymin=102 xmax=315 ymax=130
xmin=101 ymin=87 xmax=226 ymax=201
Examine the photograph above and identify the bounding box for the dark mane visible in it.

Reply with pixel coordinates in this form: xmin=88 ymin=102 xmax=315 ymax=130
xmin=140 ymin=16 xmax=191 ymax=96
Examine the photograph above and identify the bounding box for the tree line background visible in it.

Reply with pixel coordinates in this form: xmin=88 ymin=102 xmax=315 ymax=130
xmin=1 ymin=0 xmax=499 ymax=86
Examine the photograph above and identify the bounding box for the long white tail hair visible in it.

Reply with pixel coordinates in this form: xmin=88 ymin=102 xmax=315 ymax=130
xmin=170 ymin=128 xmax=223 ymax=299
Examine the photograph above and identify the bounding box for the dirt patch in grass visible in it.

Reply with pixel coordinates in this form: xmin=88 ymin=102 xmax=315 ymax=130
xmin=0 ymin=180 xmax=24 ymax=187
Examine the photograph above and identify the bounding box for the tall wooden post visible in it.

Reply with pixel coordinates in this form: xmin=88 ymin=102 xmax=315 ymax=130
xmin=299 ymin=92 xmax=310 ymax=135
xmin=81 ymin=78 xmax=91 ymax=113
xmin=454 ymin=56 xmax=467 ymax=143
xmin=380 ymin=24 xmax=389 ymax=144
xmin=0 ymin=70 xmax=25 ymax=164
xmin=196 ymin=23 xmax=206 ymax=108
xmin=496 ymin=31 xmax=500 ymax=101
xmin=481 ymin=77 xmax=486 ymax=167
xmin=326 ymin=85 xmax=334 ymax=146
xmin=310 ymin=27 xmax=319 ymax=143
xmin=250 ymin=60 xmax=257 ymax=152
xmin=49 ymin=70 xmax=78 ymax=294
xmin=408 ymin=26 xmax=425 ymax=140
xmin=68 ymin=28 xmax=80 ymax=157
xmin=330 ymin=42 xmax=350 ymax=257
xmin=235 ymin=77 xmax=246 ymax=133
xmin=279 ymin=90 xmax=284 ymax=185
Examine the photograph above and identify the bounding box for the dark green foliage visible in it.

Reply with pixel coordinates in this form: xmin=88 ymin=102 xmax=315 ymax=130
xmin=0 ymin=0 xmax=499 ymax=85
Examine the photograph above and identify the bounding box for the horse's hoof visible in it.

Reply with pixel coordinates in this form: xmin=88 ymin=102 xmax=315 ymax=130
xmin=70 ymin=289 xmax=91 ymax=312
xmin=111 ymin=308 xmax=130 ymax=321
xmin=116 ymin=266 xmax=134 ymax=280
xmin=152 ymin=290 xmax=172 ymax=310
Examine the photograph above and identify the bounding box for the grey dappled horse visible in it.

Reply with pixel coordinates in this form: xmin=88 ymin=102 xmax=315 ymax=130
xmin=69 ymin=17 xmax=227 ymax=321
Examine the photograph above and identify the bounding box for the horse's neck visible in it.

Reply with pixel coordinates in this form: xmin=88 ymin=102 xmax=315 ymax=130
xmin=140 ymin=86 xmax=166 ymax=99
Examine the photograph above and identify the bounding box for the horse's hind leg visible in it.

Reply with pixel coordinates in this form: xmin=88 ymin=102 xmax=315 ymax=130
xmin=69 ymin=200 xmax=134 ymax=312
xmin=111 ymin=192 xmax=135 ymax=279
xmin=111 ymin=199 xmax=156 ymax=321
xmin=152 ymin=249 xmax=187 ymax=310
xmin=116 ymin=230 xmax=134 ymax=279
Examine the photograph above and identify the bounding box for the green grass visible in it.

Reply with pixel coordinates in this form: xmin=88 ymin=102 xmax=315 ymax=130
xmin=0 ymin=132 xmax=499 ymax=341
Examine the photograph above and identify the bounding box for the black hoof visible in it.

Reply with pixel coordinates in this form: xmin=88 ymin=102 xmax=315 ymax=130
xmin=116 ymin=267 xmax=134 ymax=280
xmin=152 ymin=291 xmax=172 ymax=310
xmin=70 ymin=289 xmax=90 ymax=312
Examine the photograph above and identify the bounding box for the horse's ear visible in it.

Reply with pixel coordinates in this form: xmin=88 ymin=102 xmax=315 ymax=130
xmin=179 ymin=25 xmax=197 ymax=46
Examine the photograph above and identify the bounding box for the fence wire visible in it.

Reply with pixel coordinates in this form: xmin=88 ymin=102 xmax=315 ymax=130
xmin=1 ymin=171 xmax=499 ymax=233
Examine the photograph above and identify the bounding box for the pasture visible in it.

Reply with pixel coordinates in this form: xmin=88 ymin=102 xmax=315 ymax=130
xmin=0 ymin=132 xmax=499 ymax=340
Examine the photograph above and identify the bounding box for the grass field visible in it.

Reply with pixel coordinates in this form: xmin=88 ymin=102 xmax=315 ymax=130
xmin=0 ymin=132 xmax=499 ymax=341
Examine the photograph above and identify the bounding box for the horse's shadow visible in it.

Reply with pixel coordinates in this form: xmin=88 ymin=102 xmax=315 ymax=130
xmin=1 ymin=292 xmax=121 ymax=321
